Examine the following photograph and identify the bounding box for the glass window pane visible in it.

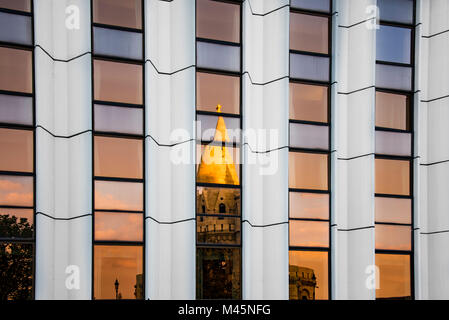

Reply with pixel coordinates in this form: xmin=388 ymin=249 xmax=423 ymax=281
xmin=0 ymin=12 xmax=32 ymax=45
xmin=0 ymin=94 xmax=33 ymax=125
xmin=0 ymin=208 xmax=33 ymax=238
xmin=290 ymin=12 xmax=328 ymax=54
xmin=290 ymin=82 xmax=328 ymax=122
xmin=290 ymin=0 xmax=330 ymax=12
xmin=197 ymin=114 xmax=240 ymax=143
xmin=289 ymin=192 xmax=329 ymax=220
xmin=375 ymin=224 xmax=411 ymax=251
xmin=94 ymin=245 xmax=143 ymax=300
xmin=377 ymin=25 xmax=411 ymax=64
xmin=0 ymin=175 xmax=33 ymax=206
xmin=196 ymin=247 xmax=241 ymax=299
xmin=197 ymin=72 xmax=240 ymax=115
xmin=375 ymin=197 xmax=411 ymax=224
xmin=94 ymin=180 xmax=143 ymax=211
xmin=0 ymin=47 xmax=32 ymax=93
xmin=289 ymin=152 xmax=328 ymax=190
xmin=94 ymin=136 xmax=142 ymax=179
xmin=197 ymin=216 xmax=241 ymax=245
xmin=289 ymin=250 xmax=328 ymax=300
xmin=289 ymin=123 xmax=329 ymax=150
xmin=196 ymin=0 xmax=240 ymax=43
xmin=93 ymin=27 xmax=142 ymax=60
xmin=290 ymin=53 xmax=329 ymax=82
xmin=376 ymin=253 xmax=411 ymax=299
xmin=290 ymin=220 xmax=329 ymax=248
xmin=0 ymin=0 xmax=30 ymax=12
xmin=94 ymin=59 xmax=143 ymax=105
xmin=197 ymin=41 xmax=240 ymax=73
xmin=0 ymin=128 xmax=33 ymax=172
xmin=197 ymin=186 xmax=241 ymax=216
xmin=378 ymin=0 xmax=414 ymax=24
xmin=95 ymin=211 xmax=142 ymax=242
xmin=376 ymin=64 xmax=412 ymax=91
xmin=93 ymin=0 xmax=142 ymax=29
xmin=196 ymin=144 xmax=240 ymax=185
xmin=94 ymin=104 xmax=143 ymax=135
xmin=0 ymin=242 xmax=33 ymax=300
xmin=375 ymin=131 xmax=411 ymax=157
xmin=376 ymin=91 xmax=410 ymax=130
xmin=375 ymin=159 xmax=410 ymax=196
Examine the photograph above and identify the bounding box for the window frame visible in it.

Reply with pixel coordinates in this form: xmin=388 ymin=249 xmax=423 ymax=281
xmin=195 ymin=0 xmax=242 ymax=300
xmin=0 ymin=0 xmax=35 ymax=300
xmin=90 ymin=0 xmax=146 ymax=300
xmin=288 ymin=3 xmax=333 ymax=301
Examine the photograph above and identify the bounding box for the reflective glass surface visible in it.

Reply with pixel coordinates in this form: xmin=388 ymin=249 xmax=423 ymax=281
xmin=95 ymin=212 xmax=143 ymax=242
xmin=289 ymin=192 xmax=329 ymax=220
xmin=94 ymin=245 xmax=143 ymax=299
xmin=0 ymin=128 xmax=33 ymax=172
xmin=94 ymin=180 xmax=143 ymax=211
xmin=290 ymin=12 xmax=328 ymax=54
xmin=93 ymin=0 xmax=142 ymax=29
xmin=376 ymin=253 xmax=411 ymax=299
xmin=290 ymin=220 xmax=329 ymax=248
xmin=375 ymin=159 xmax=410 ymax=196
xmin=289 ymin=250 xmax=328 ymax=300
xmin=196 ymin=247 xmax=241 ymax=299
xmin=290 ymin=82 xmax=328 ymax=122
xmin=0 ymin=47 xmax=32 ymax=93
xmin=289 ymin=152 xmax=328 ymax=190
xmin=0 ymin=175 xmax=33 ymax=206
xmin=94 ymin=136 xmax=143 ymax=179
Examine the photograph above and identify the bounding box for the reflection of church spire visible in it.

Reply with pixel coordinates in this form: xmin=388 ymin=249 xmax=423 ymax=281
xmin=197 ymin=104 xmax=239 ymax=185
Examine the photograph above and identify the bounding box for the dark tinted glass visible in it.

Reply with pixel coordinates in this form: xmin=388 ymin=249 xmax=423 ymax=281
xmin=196 ymin=247 xmax=241 ymax=299
xmin=94 ymin=245 xmax=143 ymax=299
xmin=197 ymin=41 xmax=240 ymax=72
xmin=289 ymin=250 xmax=328 ymax=300
xmin=0 ymin=94 xmax=33 ymax=125
xmin=290 ymin=82 xmax=328 ymax=122
xmin=0 ymin=47 xmax=32 ymax=93
xmin=0 ymin=208 xmax=33 ymax=238
xmin=196 ymin=0 xmax=240 ymax=43
xmin=290 ymin=0 xmax=330 ymax=12
xmin=94 ymin=136 xmax=143 ymax=179
xmin=93 ymin=27 xmax=142 ymax=60
xmin=290 ymin=53 xmax=329 ymax=81
xmin=93 ymin=0 xmax=142 ymax=29
xmin=290 ymin=12 xmax=328 ymax=54
xmin=289 ymin=123 xmax=329 ymax=150
xmin=377 ymin=25 xmax=411 ymax=64
xmin=197 ymin=72 xmax=240 ymax=115
xmin=0 ymin=12 xmax=32 ymax=45
xmin=0 ymin=128 xmax=33 ymax=172
xmin=378 ymin=0 xmax=414 ymax=24
xmin=94 ymin=104 xmax=143 ymax=135
xmin=197 ymin=187 xmax=241 ymax=216
xmin=376 ymin=253 xmax=411 ymax=299
xmin=0 ymin=242 xmax=33 ymax=300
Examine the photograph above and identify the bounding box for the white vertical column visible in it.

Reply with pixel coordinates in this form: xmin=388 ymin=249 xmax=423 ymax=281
xmin=34 ymin=0 xmax=92 ymax=299
xmin=418 ymin=0 xmax=449 ymax=300
xmin=144 ymin=0 xmax=195 ymax=299
xmin=241 ymin=0 xmax=289 ymax=299
xmin=333 ymin=0 xmax=376 ymax=300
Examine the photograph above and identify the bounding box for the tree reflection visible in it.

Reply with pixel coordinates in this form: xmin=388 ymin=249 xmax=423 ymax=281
xmin=0 ymin=214 xmax=33 ymax=300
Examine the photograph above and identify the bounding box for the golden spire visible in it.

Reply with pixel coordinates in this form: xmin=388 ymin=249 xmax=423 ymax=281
xmin=197 ymin=104 xmax=239 ymax=185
